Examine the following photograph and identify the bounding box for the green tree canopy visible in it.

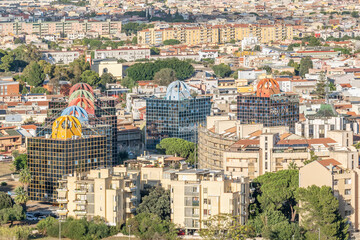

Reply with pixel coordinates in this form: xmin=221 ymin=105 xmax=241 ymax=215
xmin=124 ymin=213 xmax=177 ymax=240
xmin=137 ymin=186 xmax=171 ymax=221
xmin=297 ymin=185 xmax=349 ymax=240
xmin=153 ymin=68 xmax=177 ymax=86
xmin=315 ymin=72 xmax=327 ymax=99
xmin=253 ymin=170 xmax=299 ymax=222
xmin=299 ymin=57 xmax=313 ymax=77
xmin=248 ymin=209 xmax=303 ymax=240
xmin=0 ymin=192 xmax=13 ymax=210
xmin=21 ymin=61 xmax=45 ymax=87
xmin=200 ymin=214 xmax=254 ymax=240
xmin=68 ymin=56 xmax=91 ymax=84
xmin=0 ymin=204 xmax=24 ymax=224
xmin=163 ymin=39 xmax=181 ymax=45
xmin=212 ymin=63 xmax=232 ymax=78
xmin=120 ymin=76 xmax=136 ymax=89
xmin=0 ymin=54 xmax=14 ymax=72
xmin=156 ymin=138 xmax=196 ymax=164
xmin=13 ymin=154 xmax=27 ymax=172
xmin=80 ymin=70 xmax=100 ymax=86
xmin=126 ymin=58 xmax=194 ymax=81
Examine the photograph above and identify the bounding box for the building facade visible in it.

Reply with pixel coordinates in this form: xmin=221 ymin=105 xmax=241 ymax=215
xmin=94 ymin=48 xmax=151 ymax=62
xmin=0 ymin=19 xmax=122 ymax=37
xmin=138 ymin=24 xmax=293 ymax=45
xmin=28 ymin=116 xmax=108 ymax=202
xmin=56 ymin=167 xmax=140 ymax=225
xmin=237 ymin=79 xmax=299 ymax=132
xmin=146 ymin=81 xmax=211 ymax=149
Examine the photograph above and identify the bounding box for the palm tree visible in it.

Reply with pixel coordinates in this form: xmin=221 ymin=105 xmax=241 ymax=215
xmin=19 ymin=168 xmax=31 ymax=191
xmin=14 ymin=186 xmax=29 ymax=210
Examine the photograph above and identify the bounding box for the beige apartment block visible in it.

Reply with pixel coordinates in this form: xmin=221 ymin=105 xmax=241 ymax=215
xmin=299 ymin=159 xmax=360 ymax=231
xmin=162 ymin=169 xmax=250 ymax=233
xmin=56 ymin=167 xmax=140 ymax=225
xmin=199 ymin=116 xmax=359 ymax=180
xmin=0 ymin=19 xmax=121 ymax=37
xmin=138 ymin=24 xmax=293 ymax=45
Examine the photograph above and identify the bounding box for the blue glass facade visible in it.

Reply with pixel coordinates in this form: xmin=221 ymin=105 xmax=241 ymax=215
xmin=146 ymin=97 xmax=211 ymax=149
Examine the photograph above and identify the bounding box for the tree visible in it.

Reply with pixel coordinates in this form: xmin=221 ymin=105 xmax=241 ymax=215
xmin=21 ymin=61 xmax=45 ymax=87
xmin=297 ymin=185 xmax=349 ymax=240
xmin=62 ymin=218 xmax=87 ymax=240
xmin=261 ymin=65 xmax=272 ymax=74
xmin=14 ymin=187 xmax=28 ymax=209
xmin=163 ymin=39 xmax=181 ymax=45
xmin=68 ymin=56 xmax=90 ymax=84
xmin=0 ymin=204 xmax=24 ymax=225
xmin=137 ymin=186 xmax=171 ymax=221
xmin=12 ymin=44 xmax=41 ymax=64
xmin=153 ymin=68 xmax=177 ymax=86
xmin=253 ymin=170 xmax=299 ymax=222
xmin=0 ymin=192 xmax=13 ymax=210
xmin=253 ymin=45 xmax=261 ymax=51
xmin=80 ymin=70 xmax=100 ymax=86
xmin=19 ymin=168 xmax=31 ymax=191
xmin=315 ymin=72 xmax=327 ymax=99
xmin=156 ymin=138 xmax=196 ymax=164
xmin=150 ymin=47 xmax=160 ymax=55
xmin=132 ymin=36 xmax=138 ymax=45
xmin=13 ymin=154 xmax=27 ymax=172
xmin=126 ymin=58 xmax=194 ymax=81
xmin=0 ymin=54 xmax=14 ymax=72
xmin=304 ymin=150 xmax=318 ymax=165
xmin=121 ymin=76 xmax=136 ymax=89
xmin=200 ymin=214 xmax=254 ymax=240
xmin=124 ymin=213 xmax=177 ymax=240
xmin=30 ymin=87 xmax=49 ymax=94
xmin=99 ymin=72 xmax=117 ymax=90
xmin=248 ymin=209 xmax=303 ymax=240
xmin=299 ymin=57 xmax=313 ymax=77
xmin=212 ymin=63 xmax=232 ymax=78
xmin=351 ymin=11 xmax=359 ymax=18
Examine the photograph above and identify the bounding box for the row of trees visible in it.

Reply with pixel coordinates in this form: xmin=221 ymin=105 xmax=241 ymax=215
xmin=248 ymin=170 xmax=349 ymax=240
xmin=37 ymin=216 xmax=117 ymax=240
xmin=156 ymin=138 xmax=196 ymax=164
xmin=126 ymin=58 xmax=195 ymax=81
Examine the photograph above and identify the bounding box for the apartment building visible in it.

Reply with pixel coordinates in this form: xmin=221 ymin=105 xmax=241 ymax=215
xmin=299 ymin=159 xmax=360 ymax=231
xmin=138 ymin=24 xmax=293 ymax=45
xmin=56 ymin=167 xmax=140 ymax=225
xmin=295 ymin=104 xmax=359 ymax=139
xmin=164 ymin=169 xmax=249 ymax=233
xmin=199 ymin=115 xmax=359 ymax=180
xmin=139 ymin=167 xmax=250 ymax=233
xmin=0 ymin=19 xmax=122 ymax=37
xmin=41 ymin=51 xmax=81 ymax=64
xmin=94 ymin=48 xmax=151 ymax=62
xmin=0 ymin=126 xmax=22 ymax=153
xmin=0 ymin=80 xmax=19 ymax=96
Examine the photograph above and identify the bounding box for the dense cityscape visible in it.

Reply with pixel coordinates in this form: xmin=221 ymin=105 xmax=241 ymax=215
xmin=0 ymin=0 xmax=360 ymax=239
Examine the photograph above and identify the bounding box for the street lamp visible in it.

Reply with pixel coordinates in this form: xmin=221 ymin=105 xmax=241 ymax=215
xmin=128 ymin=225 xmax=131 ymax=240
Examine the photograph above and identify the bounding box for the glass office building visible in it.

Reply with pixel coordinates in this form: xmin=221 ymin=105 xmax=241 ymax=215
xmin=28 ymin=116 xmax=108 ymax=202
xmin=146 ymin=81 xmax=211 ymax=149
xmin=237 ymin=92 xmax=299 ymax=132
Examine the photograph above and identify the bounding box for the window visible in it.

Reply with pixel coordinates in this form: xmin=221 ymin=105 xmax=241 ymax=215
xmin=345 ymin=189 xmax=351 ymax=195
xmin=203 ymin=187 xmax=208 ymax=194
xmin=345 ymin=179 xmax=352 ymax=185
xmin=100 ymin=185 xmax=103 ymax=190
xmin=265 ymin=162 xmax=268 ymax=170
xmin=204 ymin=209 xmax=208 ymax=215
xmin=75 ymin=161 xmax=78 ymax=165
xmin=204 ymin=199 xmax=207 ymax=204
xmin=333 ymin=180 xmax=338 ymax=185
xmin=143 ymin=174 xmax=148 ymax=179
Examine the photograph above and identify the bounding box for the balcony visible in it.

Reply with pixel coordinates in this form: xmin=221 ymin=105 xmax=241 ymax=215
xmin=57 ymin=198 xmax=68 ymax=203
xmin=74 ymin=189 xmax=87 ymax=194
xmin=74 ymin=199 xmax=87 ymax=205
xmin=74 ymin=210 xmax=87 ymax=215
xmin=57 ymin=208 xmax=68 ymax=215
xmin=130 ymin=197 xmax=137 ymax=202
xmin=57 ymin=188 xmax=67 ymax=192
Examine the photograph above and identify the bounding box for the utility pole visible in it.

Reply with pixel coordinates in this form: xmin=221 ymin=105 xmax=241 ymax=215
xmin=128 ymin=225 xmax=131 ymax=240
xmin=318 ymin=227 xmax=321 ymax=240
